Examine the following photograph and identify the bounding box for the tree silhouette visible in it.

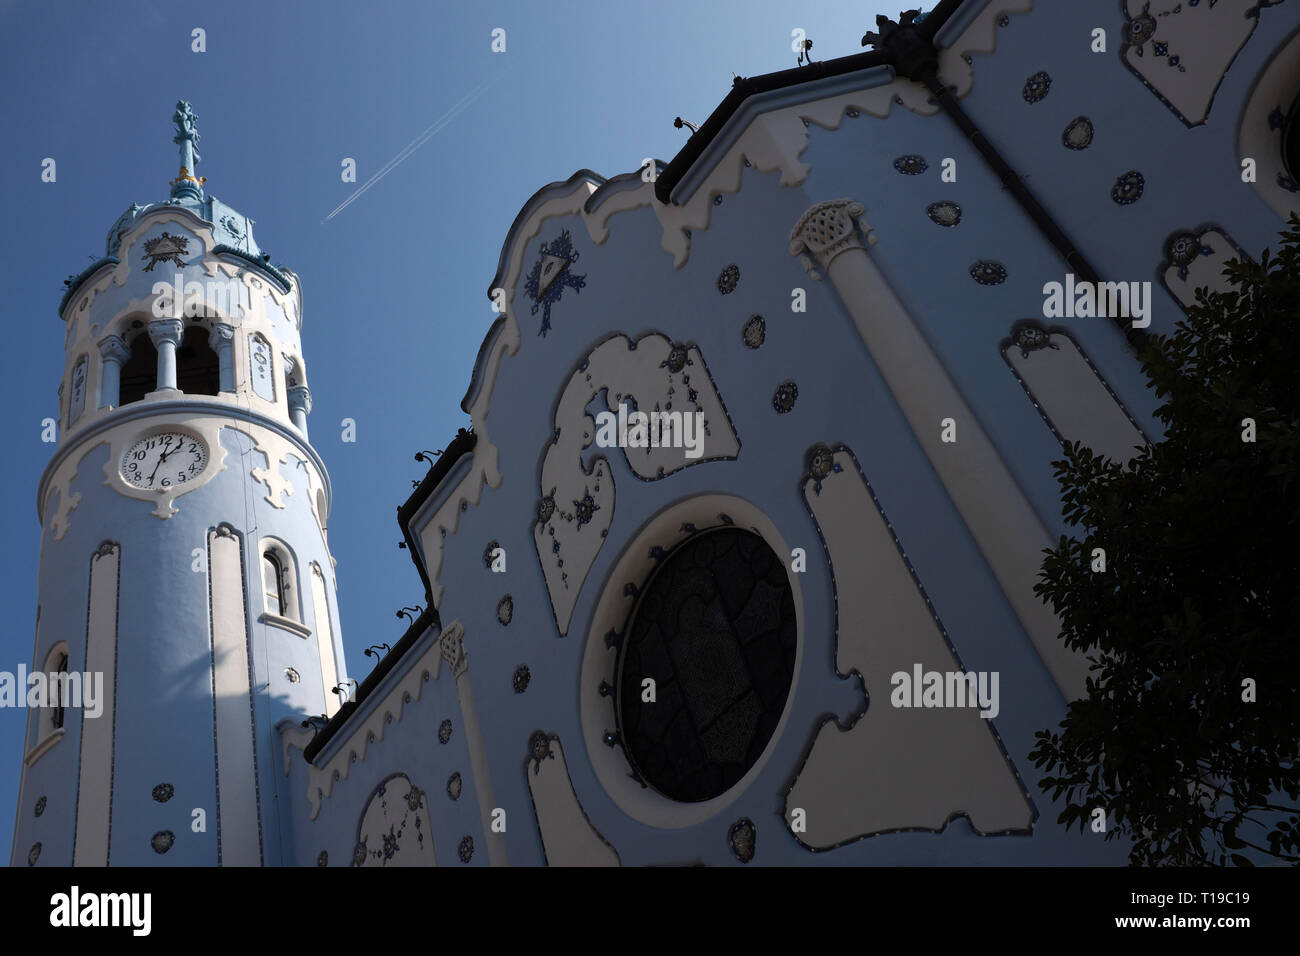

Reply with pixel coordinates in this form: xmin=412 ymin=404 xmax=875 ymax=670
xmin=1030 ymin=217 xmax=1300 ymax=866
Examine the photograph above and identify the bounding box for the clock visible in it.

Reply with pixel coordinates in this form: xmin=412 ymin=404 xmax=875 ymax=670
xmin=120 ymin=431 xmax=209 ymax=491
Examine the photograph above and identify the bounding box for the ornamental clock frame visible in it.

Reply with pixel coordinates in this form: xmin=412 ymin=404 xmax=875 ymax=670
xmin=119 ymin=428 xmax=210 ymax=491
xmin=99 ymin=415 xmax=230 ymax=518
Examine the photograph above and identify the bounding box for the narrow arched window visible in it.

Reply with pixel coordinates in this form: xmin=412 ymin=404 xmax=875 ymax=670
xmin=51 ymin=652 xmax=69 ymax=730
xmin=35 ymin=642 xmax=71 ymax=748
xmin=263 ymin=550 xmax=285 ymax=617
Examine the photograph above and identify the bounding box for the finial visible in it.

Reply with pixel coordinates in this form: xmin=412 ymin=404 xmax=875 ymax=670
xmin=169 ymin=100 xmax=207 ymax=201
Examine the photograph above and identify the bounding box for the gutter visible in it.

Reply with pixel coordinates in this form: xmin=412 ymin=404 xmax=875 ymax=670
xmin=302 ymin=606 xmax=438 ymax=764
xmin=396 ymin=427 xmax=476 ymax=608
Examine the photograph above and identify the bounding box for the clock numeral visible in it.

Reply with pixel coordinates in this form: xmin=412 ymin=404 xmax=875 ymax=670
xmin=133 ymin=450 xmax=146 ymax=461
xmin=161 ymin=478 xmax=171 ymax=487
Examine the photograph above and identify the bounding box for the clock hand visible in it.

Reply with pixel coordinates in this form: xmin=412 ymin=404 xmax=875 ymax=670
xmin=146 ymin=439 xmax=179 ymax=485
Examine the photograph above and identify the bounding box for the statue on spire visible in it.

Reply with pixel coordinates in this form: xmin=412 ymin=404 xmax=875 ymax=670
xmin=169 ymin=99 xmax=207 ymax=200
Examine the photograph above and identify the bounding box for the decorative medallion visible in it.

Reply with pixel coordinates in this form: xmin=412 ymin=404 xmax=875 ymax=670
xmin=1111 ymin=170 xmax=1145 ymax=205
xmin=404 ymin=785 xmax=426 ymax=813
xmin=926 ymin=201 xmax=962 ymax=227
xmin=141 ymin=232 xmax=189 ymax=272
xmin=893 ymin=154 xmax=928 ymax=175
xmin=152 ymin=783 xmax=174 ymax=803
xmin=27 ymin=843 xmax=40 ymax=866
xmin=284 ymin=667 xmax=301 ymax=684
xmin=536 ymin=496 xmax=556 ymax=524
xmin=527 ymin=730 xmax=556 ymax=774
xmin=34 ymin=796 xmax=45 ymax=818
xmin=438 ymin=719 xmax=453 ymax=744
xmin=1012 ymin=324 xmax=1061 ymax=358
xmin=458 ymin=836 xmax=474 ymax=863
xmin=447 ymin=772 xmax=463 ymax=800
xmin=1124 ymin=7 xmax=1157 ymax=50
xmin=483 ymin=540 xmax=500 ymax=569
xmin=970 ymin=260 xmax=1008 ymax=285
xmin=512 ymin=665 xmax=531 ymax=694
xmin=497 ymin=595 xmax=514 ymax=626
xmin=218 ymin=214 xmax=249 ymax=250
xmin=997 ymin=13 xmax=1010 ymax=27
xmin=317 ymin=851 xmax=328 ymax=867
xmin=572 ymin=493 xmax=599 ymax=528
xmin=728 ymin=818 xmax=757 ymax=863
xmin=717 ymin=264 xmax=740 ymax=295
xmin=1022 ymin=71 xmax=1051 ymax=104
xmin=1062 ymin=116 xmax=1094 ymax=150
xmin=772 ymin=380 xmax=799 ymax=414
xmin=351 ymin=840 xmax=367 ymax=866
xmin=1164 ymin=230 xmax=1215 ymax=280
xmin=151 ymin=830 xmax=174 ymax=854
xmin=523 ymin=229 xmax=586 ymax=337
xmin=662 ymin=342 xmax=689 ymax=373
xmin=806 ymin=443 xmax=843 ymax=495
xmin=742 ymin=315 xmax=766 ymax=349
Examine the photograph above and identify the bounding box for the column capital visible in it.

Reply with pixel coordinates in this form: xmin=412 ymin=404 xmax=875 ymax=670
xmin=789 ymin=199 xmax=873 ymax=280
xmin=146 ymin=318 xmax=185 ymax=348
xmin=97 ymin=334 xmax=131 ymax=364
xmin=287 ymin=384 xmax=312 ymax=414
xmin=207 ymin=322 xmax=235 ymax=348
xmin=438 ymin=622 xmax=467 ymax=679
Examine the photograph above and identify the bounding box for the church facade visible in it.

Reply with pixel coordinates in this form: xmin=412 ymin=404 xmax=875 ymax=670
xmin=14 ymin=0 xmax=1300 ymax=866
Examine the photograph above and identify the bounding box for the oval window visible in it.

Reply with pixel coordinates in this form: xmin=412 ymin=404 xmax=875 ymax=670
xmin=616 ymin=528 xmax=796 ymax=802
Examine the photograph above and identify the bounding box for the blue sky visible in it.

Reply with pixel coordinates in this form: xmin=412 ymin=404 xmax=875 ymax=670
xmin=0 ymin=0 xmax=902 ymax=861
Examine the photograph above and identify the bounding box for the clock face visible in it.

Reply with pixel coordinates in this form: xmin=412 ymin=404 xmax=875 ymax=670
xmin=121 ymin=431 xmax=209 ymax=491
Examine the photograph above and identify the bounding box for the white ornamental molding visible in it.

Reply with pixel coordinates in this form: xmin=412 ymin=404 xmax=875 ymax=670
xmin=534 ymin=333 xmax=740 ymax=635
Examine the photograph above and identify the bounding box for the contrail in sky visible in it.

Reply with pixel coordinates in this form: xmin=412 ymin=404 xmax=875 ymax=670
xmin=323 ymin=78 xmax=495 ymax=223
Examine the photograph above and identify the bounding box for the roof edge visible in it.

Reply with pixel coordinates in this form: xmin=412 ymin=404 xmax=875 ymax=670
xmin=654 ymin=0 xmax=970 ymax=203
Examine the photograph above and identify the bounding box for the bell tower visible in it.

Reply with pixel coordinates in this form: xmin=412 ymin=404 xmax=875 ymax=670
xmin=12 ymin=101 xmax=346 ymax=867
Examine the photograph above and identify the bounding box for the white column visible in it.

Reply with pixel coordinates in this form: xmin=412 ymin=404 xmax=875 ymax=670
xmin=439 ymin=623 xmax=507 ymax=865
xmin=97 ymin=335 xmax=131 ymax=408
xmin=287 ymin=385 xmax=312 ymax=438
xmin=790 ymin=199 xmax=1086 ymax=701
xmin=74 ymin=542 xmax=119 ymax=866
xmin=148 ymin=318 xmax=184 ymax=392
xmin=208 ymin=323 xmax=236 ymax=393
xmin=309 ymin=564 xmax=339 ymax=718
xmin=208 ymin=525 xmax=262 ymax=865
